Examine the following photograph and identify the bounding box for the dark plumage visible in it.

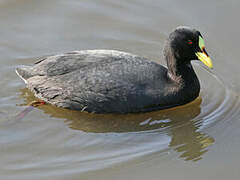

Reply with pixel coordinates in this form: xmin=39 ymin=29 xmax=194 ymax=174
xmin=16 ymin=26 xmax=212 ymax=113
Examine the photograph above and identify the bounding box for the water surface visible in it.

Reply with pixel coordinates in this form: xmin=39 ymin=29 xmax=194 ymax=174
xmin=1 ymin=0 xmax=240 ymax=179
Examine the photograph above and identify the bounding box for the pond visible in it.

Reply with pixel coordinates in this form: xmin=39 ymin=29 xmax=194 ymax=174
xmin=0 ymin=0 xmax=240 ymax=179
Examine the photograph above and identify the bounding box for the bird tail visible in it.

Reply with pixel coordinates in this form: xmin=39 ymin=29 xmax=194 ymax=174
xmin=15 ymin=66 xmax=33 ymax=84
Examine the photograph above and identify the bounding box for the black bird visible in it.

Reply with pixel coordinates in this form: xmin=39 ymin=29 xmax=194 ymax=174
xmin=16 ymin=26 xmax=213 ymax=113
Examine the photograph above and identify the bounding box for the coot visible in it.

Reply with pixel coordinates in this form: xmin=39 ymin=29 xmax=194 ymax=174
xmin=16 ymin=26 xmax=213 ymax=113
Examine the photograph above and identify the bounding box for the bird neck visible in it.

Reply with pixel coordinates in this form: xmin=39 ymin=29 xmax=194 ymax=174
xmin=167 ymin=61 xmax=198 ymax=85
xmin=164 ymin=44 xmax=199 ymax=87
xmin=165 ymin=55 xmax=200 ymax=105
xmin=164 ymin=41 xmax=197 ymax=81
xmin=163 ymin=41 xmax=200 ymax=104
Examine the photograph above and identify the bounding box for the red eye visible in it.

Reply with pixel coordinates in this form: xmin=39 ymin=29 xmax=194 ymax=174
xmin=188 ymin=40 xmax=193 ymax=45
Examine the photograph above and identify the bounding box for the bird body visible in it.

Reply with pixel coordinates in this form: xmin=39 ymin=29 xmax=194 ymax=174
xmin=16 ymin=27 xmax=212 ymax=113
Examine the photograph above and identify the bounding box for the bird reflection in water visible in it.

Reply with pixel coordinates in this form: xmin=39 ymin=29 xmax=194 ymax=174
xmin=19 ymin=88 xmax=214 ymax=161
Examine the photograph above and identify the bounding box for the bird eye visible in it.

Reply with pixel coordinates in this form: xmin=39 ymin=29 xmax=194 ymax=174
xmin=188 ymin=40 xmax=193 ymax=45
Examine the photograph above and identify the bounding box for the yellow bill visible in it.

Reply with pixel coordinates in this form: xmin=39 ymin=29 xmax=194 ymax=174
xmin=196 ymin=51 xmax=213 ymax=69
xmin=195 ymin=36 xmax=213 ymax=69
